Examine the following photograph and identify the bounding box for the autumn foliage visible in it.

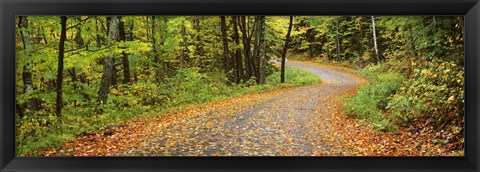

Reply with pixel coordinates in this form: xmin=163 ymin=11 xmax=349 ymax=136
xmin=16 ymin=16 xmax=464 ymax=156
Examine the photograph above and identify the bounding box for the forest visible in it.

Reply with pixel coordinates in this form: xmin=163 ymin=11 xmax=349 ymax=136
xmin=16 ymin=16 xmax=464 ymax=156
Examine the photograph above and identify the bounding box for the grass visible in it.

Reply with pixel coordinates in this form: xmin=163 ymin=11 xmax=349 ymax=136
xmin=267 ymin=66 xmax=322 ymax=86
xmin=343 ymin=65 xmax=404 ymax=131
xmin=16 ymin=66 xmax=321 ymax=156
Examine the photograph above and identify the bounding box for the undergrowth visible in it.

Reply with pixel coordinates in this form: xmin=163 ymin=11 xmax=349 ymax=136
xmin=343 ymin=57 xmax=464 ymax=140
xmin=343 ymin=60 xmax=405 ymax=131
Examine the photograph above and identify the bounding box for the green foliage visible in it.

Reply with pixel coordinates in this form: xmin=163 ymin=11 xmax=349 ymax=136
xmin=344 ymin=65 xmax=404 ymax=131
xmin=162 ymin=67 xmax=217 ymax=106
xmin=344 ymin=57 xmax=464 ymax=133
xmin=387 ymin=60 xmax=464 ymax=125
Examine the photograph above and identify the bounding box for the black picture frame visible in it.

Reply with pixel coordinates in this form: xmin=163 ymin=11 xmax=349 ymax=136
xmin=1 ymin=0 xmax=479 ymax=172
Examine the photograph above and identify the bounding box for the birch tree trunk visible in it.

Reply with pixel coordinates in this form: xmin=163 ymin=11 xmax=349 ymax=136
xmin=371 ymin=16 xmax=380 ymax=63
xmin=336 ymin=17 xmax=341 ymax=61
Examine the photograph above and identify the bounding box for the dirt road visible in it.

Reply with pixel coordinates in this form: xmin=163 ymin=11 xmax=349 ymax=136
xmin=121 ymin=60 xmax=363 ymax=156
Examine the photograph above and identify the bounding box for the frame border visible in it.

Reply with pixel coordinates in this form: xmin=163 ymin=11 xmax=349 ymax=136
xmin=1 ymin=0 xmax=479 ymax=172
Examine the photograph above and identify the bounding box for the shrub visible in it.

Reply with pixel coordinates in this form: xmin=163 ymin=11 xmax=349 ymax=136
xmin=161 ymin=67 xmax=216 ymax=107
xmin=387 ymin=61 xmax=464 ymax=125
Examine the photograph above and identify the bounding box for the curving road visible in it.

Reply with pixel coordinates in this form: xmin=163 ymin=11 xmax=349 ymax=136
xmin=123 ymin=60 xmax=362 ymax=156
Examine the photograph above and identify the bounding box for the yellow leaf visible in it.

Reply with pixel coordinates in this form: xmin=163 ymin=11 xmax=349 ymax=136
xmin=447 ymin=96 xmax=455 ymax=102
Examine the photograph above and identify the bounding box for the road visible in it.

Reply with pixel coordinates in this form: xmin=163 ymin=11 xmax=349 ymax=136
xmin=122 ymin=60 xmax=363 ymax=156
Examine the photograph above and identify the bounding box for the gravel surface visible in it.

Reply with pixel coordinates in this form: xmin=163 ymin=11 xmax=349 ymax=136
xmin=123 ymin=60 xmax=361 ymax=156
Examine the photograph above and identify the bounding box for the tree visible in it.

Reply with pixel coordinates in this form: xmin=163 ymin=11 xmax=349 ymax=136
xmin=255 ymin=16 xmax=266 ymax=84
xmin=306 ymin=27 xmax=315 ymax=59
xmin=371 ymin=16 xmax=380 ymax=63
xmin=239 ymin=16 xmax=254 ymax=81
xmin=18 ymin=16 xmax=34 ymax=117
xmin=95 ymin=17 xmax=102 ymax=48
xmin=193 ymin=17 xmax=204 ymax=59
xmin=55 ymin=16 xmax=67 ymax=116
xmin=281 ymin=16 xmax=294 ymax=83
xmin=151 ymin=16 xmax=161 ymax=82
xmin=118 ymin=16 xmax=131 ymax=84
xmin=220 ymin=16 xmax=231 ymax=80
xmin=179 ymin=18 xmax=187 ymax=68
xmin=98 ymin=16 xmax=119 ymax=105
xmin=336 ymin=17 xmax=341 ymax=61
xmin=231 ymin=16 xmax=244 ymax=83
xmin=69 ymin=17 xmax=87 ymax=91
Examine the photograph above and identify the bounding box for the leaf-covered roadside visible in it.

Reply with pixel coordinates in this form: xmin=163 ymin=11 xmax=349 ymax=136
xmin=339 ymin=58 xmax=464 ymax=155
xmin=333 ymin=88 xmax=463 ymax=156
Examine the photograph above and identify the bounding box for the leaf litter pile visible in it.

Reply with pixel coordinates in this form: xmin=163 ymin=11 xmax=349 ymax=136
xmin=43 ymin=62 xmax=461 ymax=156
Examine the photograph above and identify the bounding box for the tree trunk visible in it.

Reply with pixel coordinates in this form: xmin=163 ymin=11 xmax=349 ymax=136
xmin=98 ymin=16 xmax=119 ymax=105
xmin=220 ymin=16 xmax=231 ymax=79
xmin=68 ymin=68 xmax=77 ymax=89
xmin=129 ymin=21 xmax=137 ymax=82
xmin=145 ymin=17 xmax=150 ymax=42
xmin=95 ymin=17 xmax=102 ymax=48
xmin=179 ymin=19 xmax=187 ymax=68
xmin=118 ymin=16 xmax=131 ymax=84
xmin=129 ymin=22 xmax=134 ymax=41
xmin=256 ymin=16 xmax=266 ymax=84
xmin=252 ymin=18 xmax=260 ymax=80
xmin=281 ymin=16 xmax=294 ymax=83
xmin=74 ymin=27 xmax=84 ymax=48
xmin=151 ymin=16 xmax=158 ymax=64
xmin=151 ymin=16 xmax=161 ymax=82
xmin=106 ymin=17 xmax=117 ymax=88
xmin=111 ymin=57 xmax=117 ymax=87
xmin=336 ymin=17 xmax=341 ymax=61
xmin=18 ymin=16 xmax=34 ymax=116
xmin=232 ymin=16 xmax=244 ymax=83
xmin=70 ymin=19 xmax=85 ymax=91
xmin=193 ymin=17 xmax=203 ymax=59
xmin=41 ymin=27 xmax=48 ymax=44
xmin=239 ymin=16 xmax=253 ymax=81
xmin=56 ymin=16 xmax=67 ymax=116
xmin=327 ymin=43 xmax=331 ymax=60
xmin=159 ymin=17 xmax=169 ymax=78
xmin=371 ymin=16 xmax=380 ymax=63
xmin=307 ymin=28 xmax=314 ymax=59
